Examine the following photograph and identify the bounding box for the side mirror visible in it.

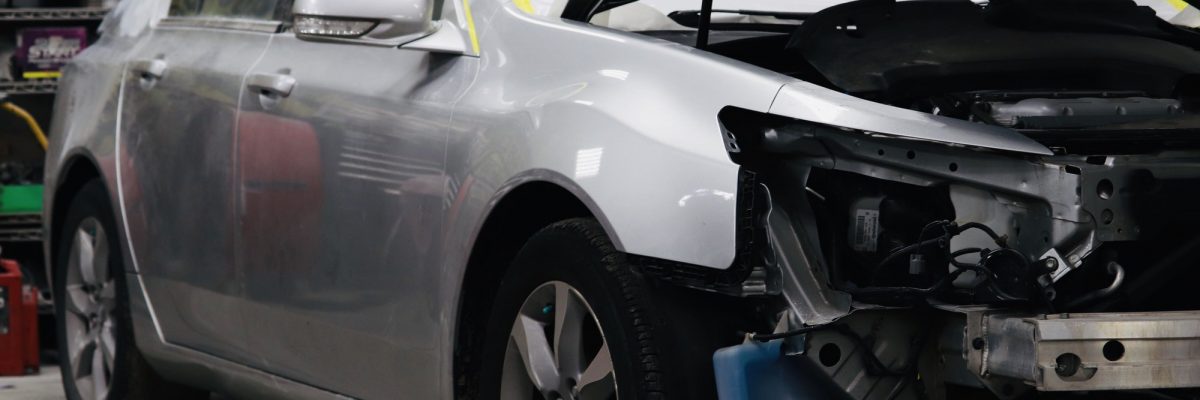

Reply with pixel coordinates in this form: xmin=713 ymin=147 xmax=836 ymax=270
xmin=292 ymin=0 xmax=436 ymax=46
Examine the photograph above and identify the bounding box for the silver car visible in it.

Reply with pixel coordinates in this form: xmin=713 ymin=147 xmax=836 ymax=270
xmin=44 ymin=0 xmax=1200 ymax=399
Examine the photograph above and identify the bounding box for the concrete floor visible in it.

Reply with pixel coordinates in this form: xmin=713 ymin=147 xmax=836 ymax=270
xmin=0 ymin=365 xmax=64 ymax=400
xmin=0 ymin=365 xmax=227 ymax=400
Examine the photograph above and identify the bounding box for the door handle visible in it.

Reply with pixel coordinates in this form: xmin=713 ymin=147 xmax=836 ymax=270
xmin=130 ymin=59 xmax=167 ymax=81
xmin=247 ymin=73 xmax=297 ymax=98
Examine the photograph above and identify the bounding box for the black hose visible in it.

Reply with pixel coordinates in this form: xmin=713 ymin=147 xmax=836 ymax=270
xmin=872 ymin=236 xmax=947 ymax=278
xmin=957 ymin=222 xmax=1007 ymax=247
xmin=951 ymin=254 xmax=1036 ymax=302
xmin=871 ymin=221 xmax=1007 ymax=284
xmin=875 ymin=221 xmax=953 ymax=277
xmin=950 ymin=247 xmax=983 ymax=258
xmin=859 ymin=220 xmax=1034 ymax=305
xmin=918 ymin=220 xmax=952 ymax=241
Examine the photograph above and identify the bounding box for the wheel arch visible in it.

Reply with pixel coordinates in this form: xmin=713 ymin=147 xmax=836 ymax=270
xmin=45 ymin=152 xmax=105 ymax=297
xmin=451 ymin=176 xmax=603 ymax=397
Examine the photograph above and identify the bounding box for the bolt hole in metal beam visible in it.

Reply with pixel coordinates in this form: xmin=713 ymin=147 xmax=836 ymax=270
xmin=1097 ymin=179 xmax=1114 ymax=200
xmin=819 ymin=343 xmax=841 ymax=367
xmin=1055 ymin=353 xmax=1082 ymax=377
xmin=1101 ymin=209 xmax=1115 ymax=225
xmin=1103 ymin=340 xmax=1125 ymax=362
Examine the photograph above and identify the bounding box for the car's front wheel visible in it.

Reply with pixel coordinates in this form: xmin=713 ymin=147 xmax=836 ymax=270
xmin=54 ymin=180 xmax=206 ymax=400
xmin=480 ymin=219 xmax=737 ymax=400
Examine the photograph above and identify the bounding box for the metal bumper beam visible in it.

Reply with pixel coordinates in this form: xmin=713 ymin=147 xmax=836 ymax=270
xmin=975 ymin=310 xmax=1200 ymax=391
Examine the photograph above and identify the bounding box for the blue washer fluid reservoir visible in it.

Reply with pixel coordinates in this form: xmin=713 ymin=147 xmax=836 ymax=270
xmin=712 ymin=339 xmax=853 ymax=400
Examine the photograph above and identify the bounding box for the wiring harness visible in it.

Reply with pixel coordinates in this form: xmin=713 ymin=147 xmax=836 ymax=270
xmin=844 ymin=220 xmax=1056 ymax=308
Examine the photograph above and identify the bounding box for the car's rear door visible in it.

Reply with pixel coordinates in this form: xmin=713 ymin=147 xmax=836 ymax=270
xmin=116 ymin=0 xmax=288 ymax=365
xmin=233 ymin=7 xmax=477 ymax=398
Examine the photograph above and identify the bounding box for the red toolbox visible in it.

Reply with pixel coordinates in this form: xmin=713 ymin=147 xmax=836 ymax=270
xmin=0 ymin=259 xmax=39 ymax=376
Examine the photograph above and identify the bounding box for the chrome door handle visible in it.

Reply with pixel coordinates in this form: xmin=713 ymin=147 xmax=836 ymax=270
xmin=130 ymin=59 xmax=167 ymax=80
xmin=247 ymin=73 xmax=297 ymax=98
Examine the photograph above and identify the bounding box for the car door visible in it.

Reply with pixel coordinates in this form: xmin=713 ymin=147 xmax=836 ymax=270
xmin=117 ymin=0 xmax=288 ymax=365
xmin=234 ymin=9 xmax=477 ymax=399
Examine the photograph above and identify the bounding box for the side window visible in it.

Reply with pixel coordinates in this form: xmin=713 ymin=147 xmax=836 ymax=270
xmin=275 ymin=0 xmax=295 ymax=22
xmin=169 ymin=0 xmax=204 ymax=16
xmin=168 ymin=0 xmax=292 ymax=21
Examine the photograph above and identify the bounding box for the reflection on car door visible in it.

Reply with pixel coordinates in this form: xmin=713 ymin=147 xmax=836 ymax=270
xmin=235 ymin=33 xmax=477 ymax=398
xmin=116 ymin=9 xmax=276 ymax=365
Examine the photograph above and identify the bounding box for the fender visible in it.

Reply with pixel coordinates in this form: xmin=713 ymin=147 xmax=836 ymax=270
xmin=476 ymin=168 xmax=624 ymax=250
xmin=450 ymin=2 xmax=795 ymax=269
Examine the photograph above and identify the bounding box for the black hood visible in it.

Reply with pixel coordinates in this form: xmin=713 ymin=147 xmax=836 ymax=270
xmin=786 ymin=0 xmax=1200 ymax=101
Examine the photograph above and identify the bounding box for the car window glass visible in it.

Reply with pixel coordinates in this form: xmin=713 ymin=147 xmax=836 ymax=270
xmin=168 ymin=0 xmax=203 ymax=16
xmin=168 ymin=0 xmax=290 ymax=21
xmin=274 ymin=0 xmax=295 ymax=23
xmin=199 ymin=0 xmax=278 ymax=20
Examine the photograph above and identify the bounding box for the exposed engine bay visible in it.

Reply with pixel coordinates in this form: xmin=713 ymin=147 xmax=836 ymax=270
xmin=639 ymin=0 xmax=1200 ymax=398
xmin=788 ymin=0 xmax=1200 ymax=121
xmin=697 ymin=0 xmax=1200 ymax=133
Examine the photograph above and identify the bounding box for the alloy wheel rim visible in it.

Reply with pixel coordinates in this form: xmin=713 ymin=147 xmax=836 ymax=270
xmin=501 ymin=281 xmax=617 ymax=400
xmin=63 ymin=217 xmax=116 ymax=400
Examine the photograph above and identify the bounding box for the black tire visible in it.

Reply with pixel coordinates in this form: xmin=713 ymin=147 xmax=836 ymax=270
xmin=478 ymin=218 xmax=743 ymax=400
xmin=54 ymin=180 xmax=207 ymax=400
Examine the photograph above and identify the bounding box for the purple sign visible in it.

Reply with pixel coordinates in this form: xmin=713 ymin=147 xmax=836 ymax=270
xmin=16 ymin=27 xmax=88 ymax=79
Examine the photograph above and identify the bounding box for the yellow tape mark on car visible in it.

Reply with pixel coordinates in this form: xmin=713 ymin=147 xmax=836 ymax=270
xmin=515 ymin=0 xmax=535 ymax=14
xmin=463 ymin=0 xmax=481 ymax=54
xmin=1170 ymin=0 xmax=1189 ymax=10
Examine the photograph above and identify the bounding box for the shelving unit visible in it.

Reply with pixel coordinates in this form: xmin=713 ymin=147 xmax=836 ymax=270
xmin=0 ymin=213 xmax=42 ymax=242
xmin=0 ymin=4 xmax=111 ymax=297
xmin=0 ymin=6 xmax=109 ymax=97
xmin=0 ymin=79 xmax=56 ymax=95
xmin=0 ymin=7 xmax=109 ymax=22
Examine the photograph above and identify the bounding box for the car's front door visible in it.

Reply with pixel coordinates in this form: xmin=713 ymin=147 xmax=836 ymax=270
xmin=117 ymin=0 xmax=288 ymax=364
xmin=234 ymin=13 xmax=477 ymax=399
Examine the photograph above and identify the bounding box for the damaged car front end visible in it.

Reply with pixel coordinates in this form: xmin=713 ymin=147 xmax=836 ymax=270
xmin=682 ymin=1 xmax=1200 ymax=398
xmin=717 ymin=98 xmax=1200 ymax=398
